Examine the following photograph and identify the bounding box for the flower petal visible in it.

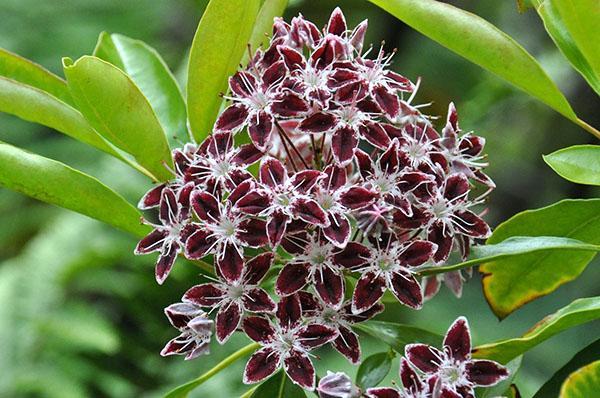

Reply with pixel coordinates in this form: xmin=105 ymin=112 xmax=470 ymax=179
xmin=278 ymin=45 xmax=306 ymax=70
xmin=183 ymin=283 xmax=226 ymax=307
xmin=164 ymin=302 xmax=204 ymax=329
xmin=284 ymin=349 xmax=316 ymax=390
xmin=454 ymin=210 xmax=491 ymax=238
xmin=333 ymin=242 xmax=371 ymax=269
xmin=236 ymin=190 xmax=271 ymax=215
xmin=444 ymin=271 xmax=464 ymax=298
xmin=398 ymin=240 xmax=436 ymax=267
xmin=216 ymin=244 xmax=244 ymax=283
xmin=444 ymin=174 xmax=470 ymax=201
xmin=405 ymin=343 xmax=441 ymax=373
xmin=243 ymin=288 xmax=276 ymax=313
xmin=365 ymin=387 xmax=402 ymax=398
xmin=323 ymin=212 xmax=351 ymax=247
xmin=271 ymin=92 xmax=309 ymax=117
xmin=389 ymin=271 xmax=423 ymax=309
xmin=314 ymin=265 xmax=345 ymax=309
xmin=428 ymin=221 xmax=453 ymax=263
xmin=360 ymin=122 xmax=391 ymax=149
xmin=322 ymin=165 xmax=347 ymax=190
xmin=423 ymin=276 xmax=441 ymax=301
xmin=276 ymin=262 xmax=310 ymax=296
xmin=466 ymin=360 xmax=509 ymax=386
xmin=340 ymin=187 xmax=377 ymax=210
xmin=135 ymin=229 xmax=167 ymax=254
xmin=327 ymin=7 xmax=347 ymax=35
xmin=372 ymin=84 xmax=400 ymax=117
xmin=243 ymin=347 xmax=280 ymax=384
xmin=215 ymin=104 xmax=249 ymax=132
xmin=298 ymin=112 xmax=337 ymax=133
xmin=233 ymin=143 xmax=263 ymax=166
xmin=352 ymin=271 xmax=386 ymax=313
xmin=138 ymin=183 xmax=166 ymax=209
xmin=215 ymin=301 xmax=242 ymax=344
xmin=190 ymin=191 xmax=220 ymax=222
xmin=244 ymin=252 xmax=274 ymax=285
xmin=331 ymin=126 xmax=358 ymax=166
xmin=242 ymin=316 xmax=276 ymax=344
xmin=156 ymin=242 xmax=178 ymax=284
xmin=237 ymin=218 xmax=268 ymax=248
xmin=262 ymin=60 xmax=286 ymax=88
xmin=296 ymin=324 xmax=338 ymax=349
xmin=276 ymin=294 xmax=302 ymax=330
xmin=260 ymin=157 xmax=287 ymax=188
xmin=289 ymin=170 xmax=323 ymax=194
xmin=249 ymin=111 xmax=274 ymax=151
xmin=332 ymin=326 xmax=361 ymax=364
xmin=292 ymin=198 xmax=328 ymax=226
xmin=185 ymin=229 xmax=215 ymax=259
xmin=267 ymin=210 xmax=290 ymax=247
xmin=400 ymin=357 xmax=422 ymax=392
xmin=159 ymin=188 xmax=179 ymax=225
xmin=443 ymin=316 xmax=471 ymax=361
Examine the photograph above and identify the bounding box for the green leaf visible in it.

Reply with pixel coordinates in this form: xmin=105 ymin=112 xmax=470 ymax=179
xmin=543 ymin=145 xmax=600 ymax=186
xmin=479 ymin=356 xmax=522 ymax=398
xmin=63 ymin=56 xmax=172 ymax=181
xmin=187 ymin=0 xmax=260 ymax=141
xmin=355 ymin=321 xmax=442 ymax=354
xmin=530 ymin=0 xmax=600 ymax=96
xmin=534 ymin=339 xmax=600 ymax=398
xmin=0 ymin=141 xmax=149 ymax=237
xmin=559 ymin=360 xmax=600 ymax=398
xmin=368 ymin=0 xmax=580 ymax=125
xmin=93 ymin=32 xmax=188 ymax=144
xmin=249 ymin=0 xmax=288 ymax=51
xmin=250 ymin=371 xmax=306 ymax=398
xmin=473 ymin=296 xmax=600 ymax=364
xmin=356 ymin=351 xmax=393 ymax=389
xmin=419 ymin=236 xmax=600 ymax=276
xmin=480 ymin=199 xmax=600 ymax=319
xmin=0 ymin=76 xmax=123 ymax=161
xmin=0 ymin=47 xmax=73 ymax=105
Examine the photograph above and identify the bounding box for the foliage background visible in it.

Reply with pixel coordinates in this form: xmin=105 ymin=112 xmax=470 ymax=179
xmin=0 ymin=0 xmax=598 ymax=397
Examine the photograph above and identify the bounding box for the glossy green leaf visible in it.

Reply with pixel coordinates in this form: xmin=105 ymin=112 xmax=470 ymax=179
xmin=250 ymin=371 xmax=306 ymax=398
xmin=480 ymin=356 xmax=522 ymax=398
xmin=93 ymin=33 xmax=188 ymax=143
xmin=355 ymin=321 xmax=442 ymax=354
xmin=0 ymin=47 xmax=73 ymax=105
xmin=543 ymin=145 xmax=600 ymax=186
xmin=559 ymin=360 xmax=600 ymax=398
xmin=187 ymin=0 xmax=260 ymax=141
xmin=530 ymin=0 xmax=600 ymax=95
xmin=0 ymin=76 xmax=120 ymax=158
xmin=368 ymin=0 xmax=578 ymax=123
xmin=249 ymin=0 xmax=288 ymax=51
xmin=473 ymin=296 xmax=600 ymax=364
xmin=480 ymin=199 xmax=600 ymax=318
xmin=63 ymin=56 xmax=172 ymax=181
xmin=419 ymin=236 xmax=600 ymax=276
xmin=356 ymin=351 xmax=393 ymax=389
xmin=0 ymin=141 xmax=149 ymax=237
xmin=534 ymin=339 xmax=600 ymax=398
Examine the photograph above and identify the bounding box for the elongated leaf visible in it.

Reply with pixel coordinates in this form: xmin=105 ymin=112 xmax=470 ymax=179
xmin=480 ymin=199 xmax=600 ymax=319
xmin=530 ymin=0 xmax=600 ymax=95
xmin=93 ymin=33 xmax=188 ymax=143
xmin=419 ymin=236 xmax=600 ymax=276
xmin=355 ymin=321 xmax=442 ymax=354
xmin=0 ymin=141 xmax=149 ymax=237
xmin=63 ymin=56 xmax=172 ymax=181
xmin=0 ymin=76 xmax=121 ymax=159
xmin=534 ymin=339 xmax=600 ymax=398
xmin=356 ymin=352 xmax=393 ymax=389
xmin=559 ymin=360 xmax=600 ymax=398
xmin=473 ymin=297 xmax=600 ymax=364
xmin=249 ymin=0 xmax=288 ymax=51
xmin=187 ymin=0 xmax=260 ymax=141
xmin=0 ymin=47 xmax=73 ymax=105
xmin=250 ymin=371 xmax=306 ymax=398
xmin=543 ymin=145 xmax=600 ymax=186
xmin=368 ymin=0 xmax=577 ymax=122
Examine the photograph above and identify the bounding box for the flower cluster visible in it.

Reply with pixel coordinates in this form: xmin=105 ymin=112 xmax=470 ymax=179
xmin=135 ymin=8 xmax=495 ymax=392
xmin=317 ymin=318 xmax=509 ymax=398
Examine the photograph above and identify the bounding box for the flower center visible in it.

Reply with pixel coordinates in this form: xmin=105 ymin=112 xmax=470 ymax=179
xmin=276 ymin=193 xmax=291 ymax=207
xmin=210 ymin=159 xmax=232 ymax=178
xmin=217 ymin=217 xmax=237 ymax=238
xmin=228 ymin=284 xmax=245 ymax=300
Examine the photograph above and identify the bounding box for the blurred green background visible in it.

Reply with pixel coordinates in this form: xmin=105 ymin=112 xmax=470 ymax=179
xmin=0 ymin=0 xmax=598 ymax=397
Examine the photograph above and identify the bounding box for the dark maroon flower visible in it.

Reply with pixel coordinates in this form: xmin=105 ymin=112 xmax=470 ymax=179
xmin=350 ymin=237 xmax=436 ymax=313
xmin=242 ymin=296 xmax=338 ymax=390
xmin=405 ymin=317 xmax=508 ymax=397
xmin=183 ymin=253 xmax=275 ymax=343
xmin=160 ymin=302 xmax=213 ymax=360
xmin=135 ymin=184 xmax=195 ymax=284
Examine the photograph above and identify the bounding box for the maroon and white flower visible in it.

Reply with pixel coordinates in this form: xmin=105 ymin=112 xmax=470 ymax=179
xmin=185 ymin=184 xmax=268 ymax=283
xmin=182 ymin=253 xmax=275 ymax=344
xmin=350 ymin=236 xmax=436 ymax=313
xmin=318 ymin=371 xmax=361 ymax=398
xmin=135 ymin=183 xmax=194 ymax=284
xmin=405 ymin=317 xmax=508 ymax=397
xmin=242 ymin=295 xmax=338 ymax=390
xmin=160 ymin=301 xmax=213 ymax=360
xmin=314 ymin=165 xmax=353 ymax=246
